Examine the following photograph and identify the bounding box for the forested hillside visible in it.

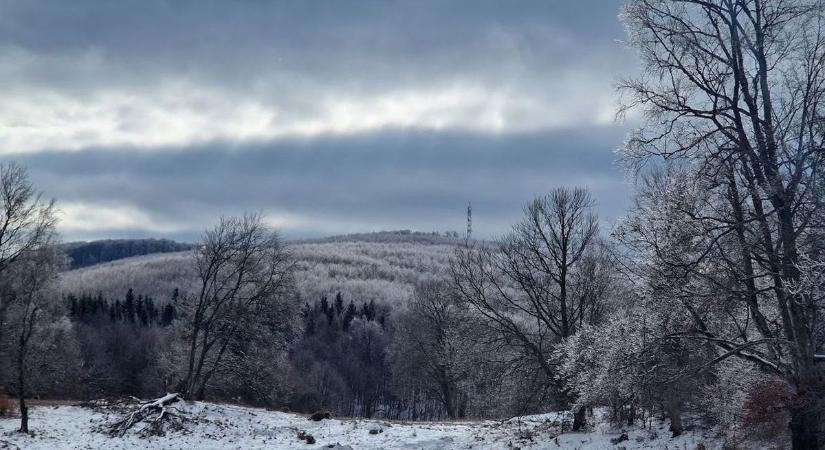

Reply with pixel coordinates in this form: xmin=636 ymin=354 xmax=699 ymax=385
xmin=47 ymin=231 xmax=494 ymax=420
xmin=60 ymin=239 xmax=194 ymax=269
xmin=57 ymin=231 xmax=461 ymax=305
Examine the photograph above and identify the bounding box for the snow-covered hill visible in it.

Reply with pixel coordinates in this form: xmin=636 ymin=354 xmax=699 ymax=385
xmin=0 ymin=401 xmax=724 ymax=449
xmin=57 ymin=232 xmax=462 ymax=306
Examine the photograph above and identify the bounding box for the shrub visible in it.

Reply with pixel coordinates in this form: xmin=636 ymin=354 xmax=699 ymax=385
xmin=741 ymin=377 xmax=791 ymax=441
xmin=0 ymin=393 xmax=15 ymax=416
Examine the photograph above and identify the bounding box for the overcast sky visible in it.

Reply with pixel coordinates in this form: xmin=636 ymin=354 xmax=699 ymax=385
xmin=0 ymin=0 xmax=638 ymax=242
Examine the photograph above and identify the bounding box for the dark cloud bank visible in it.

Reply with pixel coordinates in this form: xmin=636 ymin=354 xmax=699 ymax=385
xmin=22 ymin=127 xmax=630 ymax=241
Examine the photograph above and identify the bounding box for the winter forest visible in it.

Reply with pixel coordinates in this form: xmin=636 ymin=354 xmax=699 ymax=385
xmin=2 ymin=0 xmax=825 ymax=449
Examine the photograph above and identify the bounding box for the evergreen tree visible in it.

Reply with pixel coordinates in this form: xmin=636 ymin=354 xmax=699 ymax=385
xmin=146 ymin=296 xmax=157 ymax=324
xmin=124 ymin=288 xmax=135 ymax=323
xmin=161 ymin=303 xmax=176 ymax=326
xmin=302 ymin=303 xmax=316 ymax=336
xmin=88 ymin=295 xmax=99 ymax=316
xmin=343 ymin=301 xmax=357 ymax=331
xmin=321 ymin=296 xmax=334 ymax=325
xmin=77 ymin=295 xmax=87 ymax=319
xmin=67 ymin=294 xmax=78 ymax=317
xmin=136 ymin=294 xmax=148 ymax=326
xmin=334 ymin=292 xmax=344 ymax=316
xmin=113 ymin=299 xmax=123 ymax=322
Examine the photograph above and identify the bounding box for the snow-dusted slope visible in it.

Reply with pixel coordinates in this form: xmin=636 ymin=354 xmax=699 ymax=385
xmin=57 ymin=234 xmax=460 ymax=306
xmin=0 ymin=402 xmax=724 ymax=449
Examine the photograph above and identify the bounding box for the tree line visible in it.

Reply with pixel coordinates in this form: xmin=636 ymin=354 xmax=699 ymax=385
xmin=61 ymin=239 xmax=193 ymax=269
xmin=66 ymin=289 xmax=177 ymax=327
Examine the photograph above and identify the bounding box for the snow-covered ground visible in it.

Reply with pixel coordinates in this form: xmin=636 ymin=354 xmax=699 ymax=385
xmin=0 ymin=401 xmax=724 ymax=449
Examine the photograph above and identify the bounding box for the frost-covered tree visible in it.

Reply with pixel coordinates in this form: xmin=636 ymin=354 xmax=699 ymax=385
xmin=558 ymin=312 xmax=647 ymax=426
xmin=451 ymin=187 xmax=613 ymax=429
xmin=5 ymin=246 xmax=63 ymax=433
xmin=180 ymin=213 xmax=295 ymax=400
xmin=614 ymin=162 xmax=824 ymax=443
xmin=558 ymin=286 xmax=712 ymax=437
xmin=0 ymin=162 xmax=59 ymax=433
xmin=392 ymin=280 xmax=477 ymax=419
xmin=619 ymin=1 xmax=825 ymax=446
xmin=0 ymin=163 xmax=58 ymax=347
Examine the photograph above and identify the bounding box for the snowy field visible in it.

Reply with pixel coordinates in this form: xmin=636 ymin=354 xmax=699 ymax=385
xmin=0 ymin=401 xmax=725 ymax=449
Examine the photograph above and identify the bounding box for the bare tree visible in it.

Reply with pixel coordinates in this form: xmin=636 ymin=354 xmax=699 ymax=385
xmin=0 ymin=162 xmax=59 ymax=433
xmin=0 ymin=162 xmax=58 ymax=345
xmin=180 ymin=213 xmax=294 ymax=400
xmin=450 ymin=187 xmax=610 ymax=429
xmin=619 ymin=1 xmax=825 ymax=446
xmin=393 ymin=280 xmax=474 ymax=419
xmin=5 ymin=246 xmax=62 ymax=433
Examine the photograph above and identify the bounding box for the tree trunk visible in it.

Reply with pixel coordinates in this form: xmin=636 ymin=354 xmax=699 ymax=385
xmin=572 ymin=406 xmax=586 ymax=431
xmin=665 ymin=399 xmax=683 ymax=437
xmin=17 ymin=397 xmax=27 ymax=433
xmin=789 ymin=375 xmax=824 ymax=450
xmin=457 ymin=392 xmax=467 ymax=418
xmin=439 ymin=374 xmax=455 ymax=419
xmin=626 ymin=402 xmax=636 ymax=427
xmin=790 ymin=407 xmax=822 ymax=450
xmin=16 ymin=313 xmax=31 ymax=434
xmin=17 ymin=350 xmax=27 ymax=433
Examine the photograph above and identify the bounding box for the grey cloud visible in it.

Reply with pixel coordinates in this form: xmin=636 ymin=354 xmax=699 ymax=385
xmin=17 ymin=126 xmax=630 ymax=241
xmin=0 ymin=0 xmax=634 ymax=101
xmin=0 ymin=0 xmax=636 ymax=240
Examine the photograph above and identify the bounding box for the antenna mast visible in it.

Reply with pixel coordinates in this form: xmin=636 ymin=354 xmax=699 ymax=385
xmin=466 ymin=202 xmax=472 ymax=239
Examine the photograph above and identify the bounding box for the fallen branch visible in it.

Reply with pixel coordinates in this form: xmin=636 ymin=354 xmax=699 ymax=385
xmin=98 ymin=393 xmax=187 ymax=437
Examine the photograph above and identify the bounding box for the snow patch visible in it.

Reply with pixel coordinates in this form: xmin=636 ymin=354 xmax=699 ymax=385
xmin=0 ymin=402 xmax=726 ymax=449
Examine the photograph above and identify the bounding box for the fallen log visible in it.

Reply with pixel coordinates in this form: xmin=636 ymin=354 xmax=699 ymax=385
xmin=102 ymin=393 xmax=186 ymax=437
